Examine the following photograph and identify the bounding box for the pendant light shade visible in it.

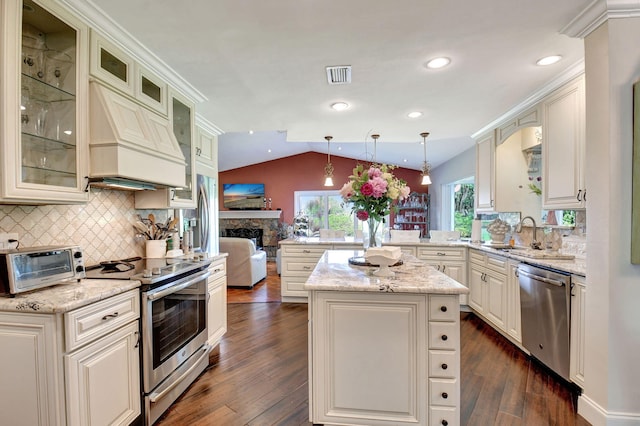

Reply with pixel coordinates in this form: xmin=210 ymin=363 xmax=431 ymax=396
xmin=420 ymin=132 xmax=432 ymax=186
xmin=371 ymin=133 xmax=380 ymax=163
xmin=324 ymin=135 xmax=334 ymax=186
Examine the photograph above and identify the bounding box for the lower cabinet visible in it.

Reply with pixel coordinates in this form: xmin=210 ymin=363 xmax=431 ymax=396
xmin=468 ymin=249 xmax=507 ymax=332
xmin=309 ymin=291 xmax=460 ymax=426
xmin=0 ymin=289 xmax=141 ymax=426
xmin=505 ymin=260 xmax=522 ymax=344
xmin=207 ymin=257 xmax=228 ymax=347
xmin=417 ymin=246 xmax=468 ymax=305
xmin=570 ymin=274 xmax=586 ymax=388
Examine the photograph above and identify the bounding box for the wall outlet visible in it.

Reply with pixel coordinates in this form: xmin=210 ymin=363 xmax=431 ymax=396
xmin=0 ymin=233 xmax=19 ymax=249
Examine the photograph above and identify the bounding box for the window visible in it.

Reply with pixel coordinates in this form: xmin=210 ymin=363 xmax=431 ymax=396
xmin=294 ymin=190 xmax=358 ymax=236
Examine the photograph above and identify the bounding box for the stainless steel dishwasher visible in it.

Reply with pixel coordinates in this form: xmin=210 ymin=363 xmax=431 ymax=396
xmin=518 ymin=263 xmax=572 ymax=381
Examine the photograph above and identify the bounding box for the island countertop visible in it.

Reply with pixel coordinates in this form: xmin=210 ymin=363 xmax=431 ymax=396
xmin=304 ymin=249 xmax=470 ymax=294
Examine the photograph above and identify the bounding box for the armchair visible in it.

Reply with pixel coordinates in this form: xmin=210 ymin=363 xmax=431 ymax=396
xmin=219 ymin=237 xmax=267 ymax=288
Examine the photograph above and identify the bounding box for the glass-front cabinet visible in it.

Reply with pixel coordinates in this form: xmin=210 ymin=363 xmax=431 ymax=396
xmin=1 ymin=0 xmax=89 ymax=203
xmin=171 ymin=91 xmax=196 ymax=206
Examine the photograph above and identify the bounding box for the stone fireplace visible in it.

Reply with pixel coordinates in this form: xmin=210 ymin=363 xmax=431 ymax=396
xmin=219 ymin=210 xmax=282 ymax=260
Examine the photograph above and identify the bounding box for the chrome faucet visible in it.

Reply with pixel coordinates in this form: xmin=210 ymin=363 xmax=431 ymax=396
xmin=516 ymin=216 xmax=542 ymax=250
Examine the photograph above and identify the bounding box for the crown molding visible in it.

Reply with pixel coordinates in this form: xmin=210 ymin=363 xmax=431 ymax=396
xmin=471 ymin=59 xmax=585 ymax=139
xmin=57 ymin=0 xmax=207 ymax=103
xmin=561 ymin=0 xmax=640 ymax=38
xmin=196 ymin=114 xmax=224 ymax=136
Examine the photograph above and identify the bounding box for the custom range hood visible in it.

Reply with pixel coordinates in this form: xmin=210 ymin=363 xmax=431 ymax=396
xmin=88 ymin=82 xmax=186 ymax=189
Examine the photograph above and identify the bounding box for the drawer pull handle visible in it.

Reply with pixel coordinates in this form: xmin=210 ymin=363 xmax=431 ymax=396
xmin=102 ymin=312 xmax=119 ymax=321
xmin=441 ymin=420 xmax=449 ymax=426
xmin=437 ymin=252 xmax=446 ymax=256
xmin=440 ymin=305 xmax=447 ymax=312
xmin=441 ymin=334 xmax=448 ymax=341
xmin=442 ymin=392 xmax=448 ymax=399
xmin=214 ymin=268 xmax=222 ymax=273
xmin=441 ymin=363 xmax=448 ymax=370
xmin=303 ymin=266 xmax=311 ymax=270
xmin=303 ymin=249 xmax=311 ymax=253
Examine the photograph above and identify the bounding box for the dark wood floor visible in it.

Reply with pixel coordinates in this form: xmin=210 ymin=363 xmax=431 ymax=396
xmin=156 ymin=263 xmax=590 ymax=426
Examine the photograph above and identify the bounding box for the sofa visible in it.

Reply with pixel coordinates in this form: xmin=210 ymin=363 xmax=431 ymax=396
xmin=219 ymin=237 xmax=267 ymax=288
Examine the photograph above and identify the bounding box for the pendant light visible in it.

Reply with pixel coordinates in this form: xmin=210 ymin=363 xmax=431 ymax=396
xmin=371 ymin=133 xmax=380 ymax=163
xmin=420 ymin=132 xmax=432 ymax=185
xmin=323 ymin=135 xmax=334 ymax=186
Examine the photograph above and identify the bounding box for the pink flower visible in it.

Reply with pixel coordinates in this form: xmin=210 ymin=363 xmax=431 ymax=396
xmin=369 ymin=176 xmax=388 ymax=198
xmin=339 ymin=181 xmax=354 ymax=199
xmin=360 ymin=182 xmax=374 ymax=196
xmin=368 ymin=166 xmax=382 ymax=178
xmin=399 ymin=185 xmax=411 ymax=200
xmin=356 ymin=210 xmax=369 ymax=221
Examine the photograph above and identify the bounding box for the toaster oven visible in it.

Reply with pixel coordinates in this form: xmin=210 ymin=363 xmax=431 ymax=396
xmin=0 ymin=245 xmax=85 ymax=295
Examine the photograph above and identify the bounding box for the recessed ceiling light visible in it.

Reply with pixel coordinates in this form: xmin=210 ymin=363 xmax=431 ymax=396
xmin=426 ymin=57 xmax=451 ymax=69
xmin=248 ymin=130 xmax=254 ymax=135
xmin=407 ymin=111 xmax=423 ymax=118
xmin=536 ymin=55 xmax=562 ymax=66
xmin=331 ymin=102 xmax=350 ymax=111
xmin=267 ymin=149 xmax=272 ymax=153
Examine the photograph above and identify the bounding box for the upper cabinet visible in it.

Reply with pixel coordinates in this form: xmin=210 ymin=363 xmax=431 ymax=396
xmin=542 ymin=75 xmax=586 ymax=209
xmin=194 ymin=117 xmax=219 ymax=176
xmin=0 ymin=0 xmax=89 ymax=204
xmin=475 ymin=131 xmax=496 ymax=212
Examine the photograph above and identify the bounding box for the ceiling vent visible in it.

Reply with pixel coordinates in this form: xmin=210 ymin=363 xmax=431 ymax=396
xmin=326 ymin=66 xmax=352 ymax=85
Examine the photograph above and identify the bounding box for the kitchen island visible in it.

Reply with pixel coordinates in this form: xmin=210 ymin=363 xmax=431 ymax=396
xmin=305 ymin=249 xmax=469 ymax=426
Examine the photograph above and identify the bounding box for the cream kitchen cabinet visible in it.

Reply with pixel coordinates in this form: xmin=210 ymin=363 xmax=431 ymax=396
xmin=468 ymin=249 xmax=507 ymax=331
xmin=1 ymin=0 xmax=89 ymax=204
xmin=542 ymin=74 xmax=586 ymax=209
xmin=207 ymin=257 xmax=227 ymax=347
xmin=505 ymin=260 xmax=522 ymax=344
xmin=417 ymin=246 xmax=468 ymax=305
xmin=570 ymin=274 xmax=586 ymax=389
xmin=195 ymin=117 xmax=219 ymax=176
xmin=0 ymin=289 xmax=141 ymax=426
xmin=475 ymin=131 xmax=496 ymax=212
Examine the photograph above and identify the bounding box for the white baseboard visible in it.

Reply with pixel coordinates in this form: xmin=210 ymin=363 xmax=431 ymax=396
xmin=579 ymin=394 xmax=640 ymax=425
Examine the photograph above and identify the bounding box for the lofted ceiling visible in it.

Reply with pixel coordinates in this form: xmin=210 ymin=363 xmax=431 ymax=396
xmin=88 ymin=0 xmax=590 ymax=172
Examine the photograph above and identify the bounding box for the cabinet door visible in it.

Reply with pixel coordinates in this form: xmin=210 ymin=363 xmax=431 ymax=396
xmin=485 ymin=271 xmax=507 ymax=331
xmin=570 ymin=276 xmax=586 ymax=388
xmin=0 ymin=312 xmax=62 ymax=426
xmin=475 ymin=132 xmax=495 ymax=211
xmin=468 ymin=267 xmax=485 ymax=313
xmin=441 ymin=261 xmax=468 ymax=305
xmin=195 ymin=123 xmax=218 ymax=174
xmin=208 ymin=275 xmax=227 ymax=347
xmin=1 ymin=0 xmax=89 ymax=203
xmin=65 ymin=321 xmax=141 ymax=426
xmin=543 ymin=75 xmax=585 ymax=209
xmin=505 ymin=261 xmax=522 ymax=343
xmin=169 ymin=90 xmax=196 ymax=207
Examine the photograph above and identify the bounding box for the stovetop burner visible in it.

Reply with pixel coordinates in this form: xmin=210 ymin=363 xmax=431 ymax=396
xmin=85 ymin=254 xmax=212 ymax=286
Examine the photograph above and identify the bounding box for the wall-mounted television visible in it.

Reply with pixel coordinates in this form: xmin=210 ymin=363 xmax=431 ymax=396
xmin=223 ymin=183 xmax=265 ymax=210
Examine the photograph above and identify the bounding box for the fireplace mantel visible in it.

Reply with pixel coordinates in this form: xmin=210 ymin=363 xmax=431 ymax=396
xmin=219 ymin=210 xmax=282 ymax=219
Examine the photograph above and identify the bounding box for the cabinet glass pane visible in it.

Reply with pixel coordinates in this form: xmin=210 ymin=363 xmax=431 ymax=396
xmin=21 ymin=0 xmax=77 ymax=188
xmin=100 ymin=48 xmax=127 ymax=83
xmin=141 ymin=76 xmax=161 ymax=102
xmin=172 ymin=98 xmax=192 ymax=199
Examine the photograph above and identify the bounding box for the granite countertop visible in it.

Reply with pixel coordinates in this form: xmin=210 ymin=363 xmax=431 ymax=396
xmin=0 ymin=279 xmax=141 ymax=314
xmin=304 ymin=250 xmax=470 ymax=295
xmin=279 ymin=237 xmax=362 ymax=245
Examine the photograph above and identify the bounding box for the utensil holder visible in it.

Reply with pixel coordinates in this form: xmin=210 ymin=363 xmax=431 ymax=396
xmin=146 ymin=240 xmax=167 ymax=258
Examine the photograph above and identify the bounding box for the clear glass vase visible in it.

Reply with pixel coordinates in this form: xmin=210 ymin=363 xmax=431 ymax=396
xmin=363 ymin=217 xmax=382 ymax=250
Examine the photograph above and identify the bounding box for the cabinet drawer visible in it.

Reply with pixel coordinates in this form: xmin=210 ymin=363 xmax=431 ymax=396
xmin=280 ymin=277 xmax=309 ymax=296
xmin=418 ymin=246 xmax=466 ymax=261
xmin=468 ymin=249 xmax=485 ymax=265
xmin=486 ymin=253 xmax=508 ymax=274
xmin=429 ymin=350 xmax=458 ymax=378
xmin=429 ymin=378 xmax=458 ymax=407
xmin=430 ymin=406 xmax=459 ymax=426
xmin=429 ymin=322 xmax=459 ymax=351
xmin=65 ymin=290 xmax=140 ymax=352
xmin=208 ymin=259 xmax=227 ymax=282
xmin=429 ymin=295 xmax=458 ymax=321
xmin=281 ymin=244 xmax=327 ymax=258
xmin=281 ymin=258 xmax=318 ymax=276
xmin=208 ymin=275 xmax=226 ymax=291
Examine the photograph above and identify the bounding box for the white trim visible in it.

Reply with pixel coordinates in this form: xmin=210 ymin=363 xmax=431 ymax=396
xmin=471 ymin=61 xmax=585 ymax=139
xmin=219 ymin=210 xmax=282 ymax=219
xmin=561 ymin=0 xmax=640 ymax=38
xmin=578 ymin=394 xmax=640 ymax=426
xmin=196 ymin=114 xmax=224 ymax=136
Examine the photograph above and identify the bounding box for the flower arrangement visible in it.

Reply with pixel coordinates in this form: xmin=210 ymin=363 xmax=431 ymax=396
xmin=528 ymin=176 xmax=542 ymax=196
xmin=340 ymin=163 xmax=410 ymax=246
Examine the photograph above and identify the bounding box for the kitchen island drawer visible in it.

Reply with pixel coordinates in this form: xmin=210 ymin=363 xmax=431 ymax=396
xmin=430 ymin=406 xmax=459 ymax=426
xmin=418 ymin=246 xmax=466 ymax=261
xmin=429 ymin=350 xmax=458 ymax=378
xmin=428 ymin=322 xmax=459 ymax=351
xmin=281 ymin=258 xmax=319 ymax=276
xmin=208 ymin=258 xmax=227 ymax=282
xmin=429 ymin=295 xmax=459 ymax=321
xmin=65 ymin=289 xmax=140 ymax=352
xmin=429 ymin=378 xmax=458 ymax=407
xmin=281 ymin=245 xmax=327 ymax=258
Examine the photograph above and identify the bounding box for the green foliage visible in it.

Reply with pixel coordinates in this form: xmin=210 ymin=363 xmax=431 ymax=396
xmin=454 ymin=212 xmax=473 ymax=238
xmin=453 ymin=184 xmax=475 ymax=237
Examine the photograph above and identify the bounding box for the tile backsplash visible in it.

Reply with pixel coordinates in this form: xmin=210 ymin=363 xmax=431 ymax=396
xmin=0 ymin=188 xmax=170 ymax=265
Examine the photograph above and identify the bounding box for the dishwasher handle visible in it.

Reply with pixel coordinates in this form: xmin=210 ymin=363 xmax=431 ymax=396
xmin=518 ymin=268 xmax=566 ymax=287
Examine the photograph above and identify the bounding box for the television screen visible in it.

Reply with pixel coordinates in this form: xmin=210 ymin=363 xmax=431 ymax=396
xmin=223 ymin=183 xmax=265 ymax=210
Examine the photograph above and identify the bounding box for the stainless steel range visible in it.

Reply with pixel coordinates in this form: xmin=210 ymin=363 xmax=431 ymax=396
xmin=85 ymin=255 xmax=213 ymax=425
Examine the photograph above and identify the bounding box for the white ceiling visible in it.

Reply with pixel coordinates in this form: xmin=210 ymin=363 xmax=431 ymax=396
xmin=89 ymin=0 xmax=590 ymax=172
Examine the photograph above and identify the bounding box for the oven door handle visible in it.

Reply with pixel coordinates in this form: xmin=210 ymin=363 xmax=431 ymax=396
xmin=146 ymin=270 xmax=211 ymax=301
xmin=518 ymin=269 xmax=565 ymax=287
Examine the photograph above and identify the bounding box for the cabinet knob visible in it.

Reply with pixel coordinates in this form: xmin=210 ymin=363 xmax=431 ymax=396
xmin=441 ymin=334 xmax=448 ymax=341
xmin=440 ymin=305 xmax=447 ymax=312
xmin=441 ymin=363 xmax=448 ymax=370
xmin=441 ymin=420 xmax=448 ymax=426
xmin=441 ymin=392 xmax=448 ymax=399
